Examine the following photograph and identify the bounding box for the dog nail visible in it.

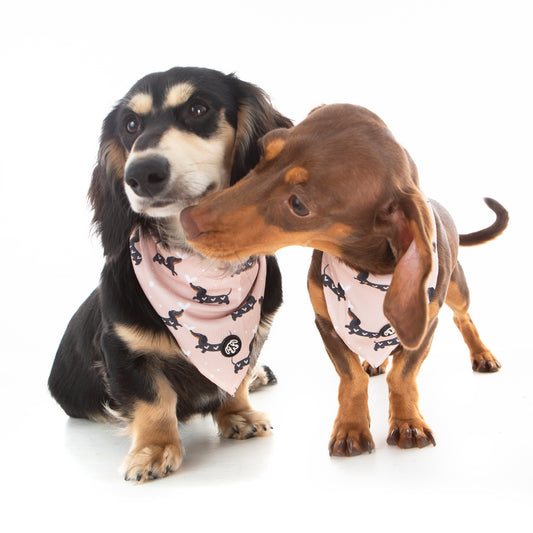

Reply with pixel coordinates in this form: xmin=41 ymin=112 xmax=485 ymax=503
xmin=329 ymin=440 xmax=335 ymax=456
xmin=136 ymin=473 xmax=142 ymax=481
xmin=346 ymin=440 xmax=354 ymax=456
xmin=336 ymin=441 xmax=346 ymax=456
xmin=387 ymin=429 xmax=399 ymax=445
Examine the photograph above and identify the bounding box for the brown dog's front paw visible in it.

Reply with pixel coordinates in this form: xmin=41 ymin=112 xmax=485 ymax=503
xmin=387 ymin=420 xmax=436 ymax=449
xmin=123 ymin=443 xmax=183 ymax=483
xmin=329 ymin=423 xmax=375 ymax=457
xmin=216 ymin=409 xmax=272 ymax=440
xmin=471 ymin=351 xmax=501 ymax=373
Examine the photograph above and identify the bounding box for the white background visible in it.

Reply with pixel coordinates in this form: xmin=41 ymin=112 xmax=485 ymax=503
xmin=1 ymin=1 xmax=531 ymax=531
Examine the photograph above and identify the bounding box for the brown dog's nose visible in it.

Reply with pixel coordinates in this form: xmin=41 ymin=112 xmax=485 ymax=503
xmin=180 ymin=206 xmax=201 ymax=240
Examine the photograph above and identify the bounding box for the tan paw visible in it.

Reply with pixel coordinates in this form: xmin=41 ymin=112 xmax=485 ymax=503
xmin=329 ymin=421 xmax=375 ymax=456
xmin=471 ymin=351 xmax=501 ymax=373
xmin=123 ymin=443 xmax=183 ymax=483
xmin=387 ymin=418 xmax=436 ymax=449
xmin=362 ymin=358 xmax=388 ymax=377
xmin=217 ymin=409 xmax=272 ymax=439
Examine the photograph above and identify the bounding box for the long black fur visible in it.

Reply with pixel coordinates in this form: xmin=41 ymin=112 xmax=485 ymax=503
xmin=49 ymin=67 xmax=291 ymax=422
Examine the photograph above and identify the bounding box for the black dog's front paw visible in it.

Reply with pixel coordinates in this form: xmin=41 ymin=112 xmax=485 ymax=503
xmin=123 ymin=443 xmax=183 ymax=483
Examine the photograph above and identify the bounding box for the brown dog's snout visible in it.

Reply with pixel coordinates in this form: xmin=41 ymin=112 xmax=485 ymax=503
xmin=180 ymin=206 xmax=202 ymax=240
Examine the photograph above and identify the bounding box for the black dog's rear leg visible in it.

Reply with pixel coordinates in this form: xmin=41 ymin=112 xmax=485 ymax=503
xmin=48 ymin=290 xmax=111 ymax=420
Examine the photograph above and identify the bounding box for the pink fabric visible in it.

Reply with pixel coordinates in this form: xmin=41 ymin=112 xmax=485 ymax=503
xmin=322 ymin=211 xmax=438 ymax=368
xmin=130 ymin=228 xmax=266 ymax=395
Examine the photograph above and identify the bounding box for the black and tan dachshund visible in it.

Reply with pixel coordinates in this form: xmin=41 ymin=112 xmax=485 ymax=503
xmin=48 ymin=67 xmax=291 ymax=482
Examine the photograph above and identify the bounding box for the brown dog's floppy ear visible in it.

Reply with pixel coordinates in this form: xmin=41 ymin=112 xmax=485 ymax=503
xmin=229 ymin=76 xmax=292 ymax=185
xmin=375 ymin=191 xmax=434 ymax=350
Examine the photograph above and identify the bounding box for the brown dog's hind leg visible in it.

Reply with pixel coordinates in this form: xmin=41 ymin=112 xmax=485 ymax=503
xmin=446 ymin=262 xmax=501 ymax=372
xmin=214 ymin=375 xmax=272 ymax=439
xmin=387 ymin=321 xmax=437 ymax=449
xmin=362 ymin=357 xmax=389 ymax=377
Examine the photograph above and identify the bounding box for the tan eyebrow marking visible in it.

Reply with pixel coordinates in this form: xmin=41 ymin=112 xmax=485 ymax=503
xmin=264 ymin=138 xmax=286 ymax=161
xmin=285 ymin=166 xmax=309 ymax=185
xmin=164 ymin=82 xmax=195 ymax=108
xmin=128 ymin=93 xmax=153 ymax=114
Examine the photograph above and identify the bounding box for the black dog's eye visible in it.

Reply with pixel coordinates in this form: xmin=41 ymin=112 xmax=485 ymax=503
xmin=125 ymin=116 xmax=141 ymax=135
xmin=189 ymin=102 xmax=209 ymax=118
xmin=289 ymin=195 xmax=310 ymax=217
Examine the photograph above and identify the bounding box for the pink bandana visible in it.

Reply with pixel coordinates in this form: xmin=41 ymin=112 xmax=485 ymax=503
xmin=322 ymin=211 xmax=438 ymax=368
xmin=130 ymin=228 xmax=266 ymax=395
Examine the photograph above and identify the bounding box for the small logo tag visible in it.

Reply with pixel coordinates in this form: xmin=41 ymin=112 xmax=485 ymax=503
xmin=221 ymin=335 xmax=242 ymax=357
xmin=379 ymin=324 xmax=396 ymax=337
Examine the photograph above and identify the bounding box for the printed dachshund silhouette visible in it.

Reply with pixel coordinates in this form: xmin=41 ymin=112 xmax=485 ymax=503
xmin=190 ymin=283 xmax=231 ymax=304
xmin=322 ymin=264 xmax=346 ymax=301
xmin=153 ymin=253 xmax=182 ymax=275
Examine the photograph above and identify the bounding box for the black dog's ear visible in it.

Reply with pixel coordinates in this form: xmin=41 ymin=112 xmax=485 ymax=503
xmin=88 ymin=106 xmax=133 ymax=258
xmin=229 ymin=76 xmax=292 ymax=185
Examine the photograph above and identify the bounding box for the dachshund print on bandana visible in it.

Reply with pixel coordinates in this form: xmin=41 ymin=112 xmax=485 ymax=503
xmin=322 ymin=209 xmax=438 ymax=369
xmin=130 ymin=228 xmax=266 ymax=395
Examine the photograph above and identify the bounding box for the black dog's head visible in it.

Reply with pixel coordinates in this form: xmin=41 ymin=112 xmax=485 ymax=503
xmin=89 ymin=67 xmax=291 ymax=257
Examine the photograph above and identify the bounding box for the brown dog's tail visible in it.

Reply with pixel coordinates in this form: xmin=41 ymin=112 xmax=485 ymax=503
xmin=459 ymin=198 xmax=509 ymax=246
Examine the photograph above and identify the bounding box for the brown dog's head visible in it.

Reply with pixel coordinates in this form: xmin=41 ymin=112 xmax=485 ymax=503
xmin=181 ymin=104 xmax=436 ymax=349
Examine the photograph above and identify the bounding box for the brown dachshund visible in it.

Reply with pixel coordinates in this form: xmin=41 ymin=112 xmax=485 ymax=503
xmin=180 ymin=104 xmax=508 ymax=455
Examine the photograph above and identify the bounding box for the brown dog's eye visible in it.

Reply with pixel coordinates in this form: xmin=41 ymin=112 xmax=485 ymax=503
xmin=289 ymin=195 xmax=310 ymax=217
xmin=189 ymin=102 xmax=209 ymax=117
xmin=125 ymin=116 xmax=141 ymax=134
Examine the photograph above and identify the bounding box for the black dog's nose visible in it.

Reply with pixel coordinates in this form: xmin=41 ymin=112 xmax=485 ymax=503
xmin=125 ymin=156 xmax=170 ymax=197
